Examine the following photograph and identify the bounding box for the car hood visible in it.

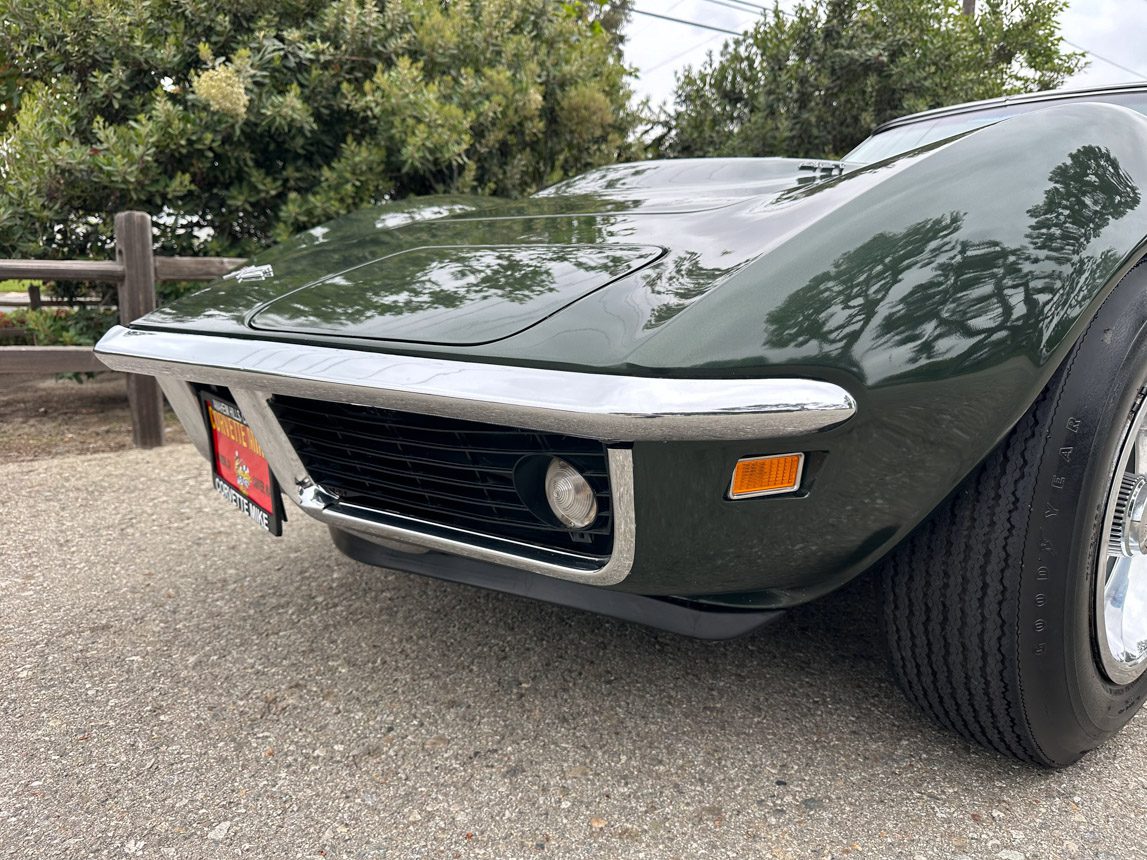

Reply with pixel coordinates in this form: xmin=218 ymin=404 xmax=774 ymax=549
xmin=247 ymin=243 xmax=666 ymax=345
xmin=140 ymin=156 xmax=853 ymax=361
xmin=137 ymin=106 xmax=1147 ymax=389
xmin=240 ymin=158 xmax=834 ymax=345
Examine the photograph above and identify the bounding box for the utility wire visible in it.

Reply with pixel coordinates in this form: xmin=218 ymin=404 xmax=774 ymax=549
xmin=632 ymin=8 xmax=744 ymax=35
xmin=644 ymin=30 xmax=728 ymax=75
xmin=696 ymin=0 xmax=766 ymax=17
xmin=1062 ymin=38 xmax=1147 ymax=81
xmin=633 ymin=1 xmax=794 ymax=84
xmin=701 ymin=0 xmax=793 ymax=17
xmin=702 ymin=0 xmax=769 ymax=11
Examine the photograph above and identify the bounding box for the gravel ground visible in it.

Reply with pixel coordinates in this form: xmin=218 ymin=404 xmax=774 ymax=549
xmin=0 ymin=373 xmax=185 ymax=461
xmin=3 ymin=444 xmax=1146 ymax=859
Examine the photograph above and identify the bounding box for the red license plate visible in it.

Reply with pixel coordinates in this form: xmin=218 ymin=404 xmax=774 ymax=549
xmin=201 ymin=393 xmax=283 ymax=535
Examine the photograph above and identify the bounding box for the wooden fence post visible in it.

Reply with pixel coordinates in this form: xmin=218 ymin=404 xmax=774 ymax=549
xmin=115 ymin=211 xmax=165 ymax=449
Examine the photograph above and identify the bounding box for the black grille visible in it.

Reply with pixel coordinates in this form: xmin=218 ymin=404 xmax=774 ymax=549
xmin=270 ymin=395 xmax=613 ymax=556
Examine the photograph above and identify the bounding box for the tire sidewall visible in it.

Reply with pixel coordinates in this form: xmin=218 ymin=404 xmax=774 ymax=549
xmin=1018 ymin=263 xmax=1147 ymax=765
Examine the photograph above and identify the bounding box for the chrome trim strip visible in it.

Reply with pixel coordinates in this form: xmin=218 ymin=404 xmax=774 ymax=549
xmin=229 ymin=388 xmax=638 ymax=586
xmin=95 ymin=326 xmax=856 ymax=441
xmin=230 ymin=389 xmax=322 ymax=505
xmin=333 ymin=504 xmax=603 ymax=568
xmin=157 ymin=377 xmax=212 ymax=460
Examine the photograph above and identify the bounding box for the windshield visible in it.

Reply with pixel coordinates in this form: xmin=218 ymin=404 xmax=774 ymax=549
xmin=844 ymin=90 xmax=1147 ymax=165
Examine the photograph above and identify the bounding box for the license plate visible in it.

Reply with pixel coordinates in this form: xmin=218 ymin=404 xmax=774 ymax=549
xmin=201 ymin=392 xmax=283 ymax=535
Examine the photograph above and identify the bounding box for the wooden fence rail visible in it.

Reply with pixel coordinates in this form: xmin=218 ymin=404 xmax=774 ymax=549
xmin=0 ymin=255 xmax=245 ymax=283
xmin=1 ymin=346 xmax=107 ymax=374
xmin=0 ymin=211 xmax=246 ymax=448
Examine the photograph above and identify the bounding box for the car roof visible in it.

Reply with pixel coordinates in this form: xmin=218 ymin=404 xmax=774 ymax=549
xmin=871 ymin=81 xmax=1147 ymax=135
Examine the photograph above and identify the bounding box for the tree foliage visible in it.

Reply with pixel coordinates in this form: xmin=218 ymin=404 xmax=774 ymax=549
xmin=660 ymin=0 xmax=1084 ymax=160
xmin=0 ymin=0 xmax=636 ymax=260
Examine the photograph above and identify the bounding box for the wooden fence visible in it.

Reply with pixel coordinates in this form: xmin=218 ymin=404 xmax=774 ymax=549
xmin=0 ymin=211 xmax=246 ymax=447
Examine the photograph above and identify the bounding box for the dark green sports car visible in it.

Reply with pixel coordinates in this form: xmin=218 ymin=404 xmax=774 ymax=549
xmin=97 ymin=82 xmax=1147 ymax=766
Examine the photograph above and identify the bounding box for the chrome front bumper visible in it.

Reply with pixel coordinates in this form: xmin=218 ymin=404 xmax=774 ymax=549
xmin=95 ymin=326 xmax=857 ymax=586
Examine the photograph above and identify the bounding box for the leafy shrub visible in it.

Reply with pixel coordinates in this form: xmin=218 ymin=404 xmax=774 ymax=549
xmin=0 ymin=307 xmax=119 ymax=346
xmin=0 ymin=0 xmax=636 ymax=264
xmin=660 ymin=0 xmax=1083 ymax=160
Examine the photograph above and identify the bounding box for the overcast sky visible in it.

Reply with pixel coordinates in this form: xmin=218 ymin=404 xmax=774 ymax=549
xmin=624 ymin=0 xmax=1146 ymax=109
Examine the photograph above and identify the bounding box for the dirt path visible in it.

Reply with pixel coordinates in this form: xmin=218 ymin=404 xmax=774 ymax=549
xmin=1 ymin=372 xmax=187 ymax=461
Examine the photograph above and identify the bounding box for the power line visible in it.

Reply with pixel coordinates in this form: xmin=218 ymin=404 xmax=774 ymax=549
xmin=696 ymin=0 xmax=765 ymax=17
xmin=631 ymin=8 xmax=743 ymax=35
xmin=629 ymin=0 xmax=690 ymax=35
xmin=637 ymin=7 xmax=1137 ymax=86
xmin=640 ymin=0 xmax=787 ymax=78
xmin=705 ymin=0 xmax=794 ymax=17
xmin=1062 ymin=38 xmax=1147 ymax=80
xmin=701 ymin=0 xmax=767 ymax=10
xmin=632 ymin=1 xmax=798 ymax=83
xmin=644 ymin=30 xmax=728 ymax=75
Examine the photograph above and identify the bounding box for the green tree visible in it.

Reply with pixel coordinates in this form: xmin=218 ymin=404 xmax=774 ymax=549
xmin=660 ymin=0 xmax=1083 ymax=160
xmin=0 ymin=0 xmax=636 ymax=263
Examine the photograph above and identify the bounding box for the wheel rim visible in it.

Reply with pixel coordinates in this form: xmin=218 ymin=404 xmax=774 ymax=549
xmin=1097 ymin=386 xmax=1147 ymax=685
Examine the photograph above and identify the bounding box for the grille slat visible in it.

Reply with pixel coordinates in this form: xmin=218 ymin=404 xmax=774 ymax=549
xmin=292 ymin=435 xmax=526 ymax=478
xmin=308 ymin=464 xmax=535 ymax=514
xmin=338 ymin=486 xmax=612 ymax=534
xmin=271 ymin=395 xmax=614 ymax=556
xmin=294 ymin=434 xmax=608 ymax=484
xmin=291 ymin=448 xmax=530 ymax=494
xmin=276 ymin=412 xmax=603 ymax=459
xmin=271 ymin=399 xmax=604 ymax=442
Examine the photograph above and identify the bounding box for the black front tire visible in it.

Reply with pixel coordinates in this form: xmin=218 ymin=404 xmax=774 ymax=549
xmin=883 ymin=260 xmax=1147 ymax=766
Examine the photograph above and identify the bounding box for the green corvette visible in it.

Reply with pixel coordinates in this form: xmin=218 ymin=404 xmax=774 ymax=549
xmin=97 ymin=83 xmax=1147 ymax=766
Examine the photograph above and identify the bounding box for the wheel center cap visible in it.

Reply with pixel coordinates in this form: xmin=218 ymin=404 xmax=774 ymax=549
xmin=1111 ymin=474 xmax=1147 ymax=557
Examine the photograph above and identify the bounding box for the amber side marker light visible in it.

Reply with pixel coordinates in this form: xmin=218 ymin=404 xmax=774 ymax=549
xmin=728 ymin=453 xmax=805 ymax=499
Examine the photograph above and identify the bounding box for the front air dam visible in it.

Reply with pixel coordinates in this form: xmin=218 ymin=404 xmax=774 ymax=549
xmin=330 ymin=527 xmax=782 ymax=639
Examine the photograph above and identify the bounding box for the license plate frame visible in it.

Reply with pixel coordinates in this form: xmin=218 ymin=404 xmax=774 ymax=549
xmin=200 ymin=391 xmax=284 ymax=536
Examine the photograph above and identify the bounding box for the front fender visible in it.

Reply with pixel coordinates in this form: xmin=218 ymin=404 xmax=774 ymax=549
xmin=617 ymin=103 xmax=1147 ymax=602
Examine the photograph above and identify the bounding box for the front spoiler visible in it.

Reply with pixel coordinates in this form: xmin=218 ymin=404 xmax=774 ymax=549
xmin=331 ymin=527 xmax=782 ymax=640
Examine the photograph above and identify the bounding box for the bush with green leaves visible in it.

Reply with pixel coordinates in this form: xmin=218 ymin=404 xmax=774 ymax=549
xmin=0 ymin=306 xmax=119 ymax=345
xmin=659 ymin=0 xmax=1083 ymax=160
xmin=0 ymin=0 xmax=636 ymax=263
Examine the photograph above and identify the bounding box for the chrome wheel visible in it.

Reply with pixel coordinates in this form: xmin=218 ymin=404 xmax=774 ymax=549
xmin=1097 ymin=387 xmax=1147 ymax=685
